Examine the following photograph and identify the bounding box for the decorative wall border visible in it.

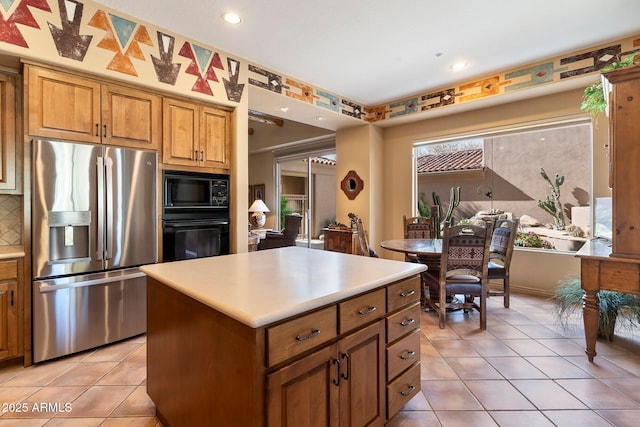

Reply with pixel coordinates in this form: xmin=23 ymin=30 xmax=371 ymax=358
xmin=0 ymin=0 xmax=638 ymax=124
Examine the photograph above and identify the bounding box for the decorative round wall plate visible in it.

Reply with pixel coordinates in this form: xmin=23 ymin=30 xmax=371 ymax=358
xmin=341 ymin=170 xmax=364 ymax=200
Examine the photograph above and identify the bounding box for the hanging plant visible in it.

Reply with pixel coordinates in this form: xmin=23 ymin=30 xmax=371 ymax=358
xmin=581 ymin=53 xmax=638 ymax=120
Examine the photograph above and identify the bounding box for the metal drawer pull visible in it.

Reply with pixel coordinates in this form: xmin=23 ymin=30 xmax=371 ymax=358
xmin=400 ymin=350 xmax=416 ymax=360
xmin=357 ymin=306 xmax=377 ymax=315
xmin=400 ymin=318 xmax=415 ymax=327
xmin=400 ymin=385 xmax=416 ymax=396
xmin=295 ymin=328 xmax=320 ymax=342
xmin=400 ymin=289 xmax=415 ymax=297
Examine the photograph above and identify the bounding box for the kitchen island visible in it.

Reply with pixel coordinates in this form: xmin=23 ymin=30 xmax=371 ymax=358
xmin=141 ymin=246 xmax=426 ymax=426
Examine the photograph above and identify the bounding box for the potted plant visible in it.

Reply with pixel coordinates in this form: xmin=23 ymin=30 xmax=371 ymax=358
xmin=552 ymin=278 xmax=640 ymax=341
xmin=581 ymin=53 xmax=638 ymax=119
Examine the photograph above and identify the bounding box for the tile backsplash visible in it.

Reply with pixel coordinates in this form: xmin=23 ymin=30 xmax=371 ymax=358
xmin=0 ymin=195 xmax=22 ymax=245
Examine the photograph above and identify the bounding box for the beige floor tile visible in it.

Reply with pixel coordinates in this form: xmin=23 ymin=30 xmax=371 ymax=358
xmin=511 ymin=379 xmax=587 ymax=410
xmin=556 ymin=378 xmax=640 ymax=409
xmin=524 ymin=356 xmax=592 ymax=379
xmin=399 ymin=391 xmax=431 ymax=411
xmin=45 ymin=419 xmax=105 ymax=426
xmin=565 ymin=355 xmax=637 ymax=379
xmin=99 ymin=417 xmax=159 ymax=426
xmin=420 ymin=380 xmax=483 ymax=411
xmin=596 ymin=409 xmax=640 ymax=427
xmin=467 ymin=339 xmax=519 ymax=357
xmin=502 ymin=339 xmax=557 ymax=357
xmin=435 ymin=410 xmax=498 ymax=426
xmin=0 ymin=420 xmax=49 ymax=426
xmin=2 ymin=362 xmax=76 ymax=387
xmin=495 ymin=312 xmax=541 ymax=326
xmin=96 ymin=363 xmax=146 ymax=386
xmin=386 ymin=410 xmax=440 ymax=427
xmin=514 ymin=324 xmax=565 ymax=339
xmin=124 ymin=344 xmax=147 ymax=365
xmin=487 ymin=324 xmax=530 ymax=340
xmin=0 ymin=386 xmax=41 ymax=406
xmin=48 ymin=362 xmax=118 ymax=387
xmin=431 ymin=340 xmax=480 ymax=358
xmin=601 ymin=354 xmax=640 ymax=375
xmin=464 ymin=380 xmax=535 ymax=410
xmin=2 ymin=386 xmax=86 ymax=419
xmin=0 ymin=365 xmax=26 ymax=385
xmin=446 ymin=358 xmax=503 ymax=380
xmin=489 ymin=410 xmax=554 ymax=426
xmin=543 ymin=410 xmax=614 ymax=426
xmin=485 ymin=357 xmax=547 ymax=380
xmin=420 ymin=357 xmax=458 ymax=380
xmin=81 ymin=342 xmax=141 ymax=363
xmin=536 ymin=338 xmax=588 ymax=356
xmin=55 ymin=386 xmax=135 ymax=418
xmin=111 ymin=385 xmax=156 ymax=417
xmin=601 ymin=377 xmax=640 ymax=405
xmin=420 ymin=337 xmax=441 ymax=358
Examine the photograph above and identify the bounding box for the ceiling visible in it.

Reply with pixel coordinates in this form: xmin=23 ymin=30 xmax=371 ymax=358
xmin=96 ymin=0 xmax=640 ymax=131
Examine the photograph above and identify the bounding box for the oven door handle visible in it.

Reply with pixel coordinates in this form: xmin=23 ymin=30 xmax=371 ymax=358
xmin=163 ymin=220 xmax=229 ymax=227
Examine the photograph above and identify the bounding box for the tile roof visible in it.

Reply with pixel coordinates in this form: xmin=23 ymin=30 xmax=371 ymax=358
xmin=416 ymin=149 xmax=483 ymax=174
xmin=307 ymin=156 xmax=336 ymax=166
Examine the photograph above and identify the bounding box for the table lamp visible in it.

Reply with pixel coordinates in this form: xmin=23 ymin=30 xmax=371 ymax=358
xmin=248 ymin=199 xmax=269 ymax=229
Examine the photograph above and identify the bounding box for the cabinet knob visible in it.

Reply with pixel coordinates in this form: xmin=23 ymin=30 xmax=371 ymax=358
xmin=400 ymin=289 xmax=415 ymax=298
xmin=400 ymin=385 xmax=416 ymax=396
xmin=400 ymin=318 xmax=415 ymax=327
xmin=357 ymin=306 xmax=377 ymax=315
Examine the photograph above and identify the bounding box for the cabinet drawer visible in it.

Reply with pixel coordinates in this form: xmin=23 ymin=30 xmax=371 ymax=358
xmin=387 ymin=329 xmax=420 ymax=381
xmin=0 ymin=260 xmax=17 ymax=280
xmin=386 ymin=302 xmax=420 ymax=344
xmin=339 ymin=288 xmax=386 ymax=333
xmin=387 ymin=361 xmax=421 ymax=418
xmin=387 ymin=276 xmax=420 ymax=312
xmin=267 ymin=306 xmax=337 ymax=367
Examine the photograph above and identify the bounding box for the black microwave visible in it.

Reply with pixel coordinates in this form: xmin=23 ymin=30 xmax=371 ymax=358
xmin=163 ymin=170 xmax=229 ymax=211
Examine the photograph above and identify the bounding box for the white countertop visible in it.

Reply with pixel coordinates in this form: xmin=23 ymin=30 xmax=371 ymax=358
xmin=141 ymin=246 xmax=426 ymax=328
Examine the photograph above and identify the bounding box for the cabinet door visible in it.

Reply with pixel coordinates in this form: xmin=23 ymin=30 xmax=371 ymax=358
xmin=267 ymin=344 xmax=340 ymax=427
xmin=200 ymin=106 xmax=230 ymax=169
xmin=27 ymin=66 xmax=101 ymax=143
xmin=162 ymin=97 xmax=199 ymax=166
xmin=0 ymin=281 xmax=18 ymax=359
xmin=102 ymin=84 xmax=161 ymax=149
xmin=338 ymin=319 xmax=385 ymax=427
xmin=0 ymin=73 xmax=17 ymax=192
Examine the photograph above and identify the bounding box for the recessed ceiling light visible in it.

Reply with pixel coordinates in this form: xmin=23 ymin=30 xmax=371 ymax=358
xmin=451 ymin=61 xmax=468 ymax=71
xmin=222 ymin=12 xmax=242 ymax=24
xmin=279 ymin=107 xmax=289 ymax=113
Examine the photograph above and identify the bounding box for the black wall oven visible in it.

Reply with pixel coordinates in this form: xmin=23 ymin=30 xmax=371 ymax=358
xmin=162 ymin=170 xmax=230 ymax=261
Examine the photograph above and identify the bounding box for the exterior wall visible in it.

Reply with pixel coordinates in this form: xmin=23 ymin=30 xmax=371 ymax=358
xmin=418 ymin=122 xmax=592 ymax=228
xmin=381 ymin=88 xmax=604 ymax=294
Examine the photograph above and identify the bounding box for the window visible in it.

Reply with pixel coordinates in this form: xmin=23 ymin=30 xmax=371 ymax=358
xmin=414 ymin=120 xmax=592 ymax=251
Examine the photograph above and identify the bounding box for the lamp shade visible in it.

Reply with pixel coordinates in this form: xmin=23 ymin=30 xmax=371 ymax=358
xmin=248 ymin=199 xmax=270 ymax=213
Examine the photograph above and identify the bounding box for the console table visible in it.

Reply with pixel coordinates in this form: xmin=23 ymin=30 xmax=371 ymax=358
xmin=576 ymin=240 xmax=640 ymax=361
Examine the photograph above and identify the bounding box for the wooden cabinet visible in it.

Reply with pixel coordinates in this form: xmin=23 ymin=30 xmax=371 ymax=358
xmin=604 ymin=66 xmax=640 ymax=258
xmin=0 ymin=258 xmax=21 ymax=361
xmin=147 ymin=272 xmax=421 ymax=426
xmin=27 ymin=66 xmax=161 ymax=150
xmin=162 ymin=97 xmax=231 ymax=170
xmin=0 ymin=73 xmax=19 ymax=193
xmin=323 ymin=228 xmax=362 ymax=255
xmin=267 ymin=320 xmax=385 ymax=427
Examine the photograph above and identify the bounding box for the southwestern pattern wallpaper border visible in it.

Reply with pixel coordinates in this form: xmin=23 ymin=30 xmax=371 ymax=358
xmin=0 ymin=0 xmax=639 ymax=124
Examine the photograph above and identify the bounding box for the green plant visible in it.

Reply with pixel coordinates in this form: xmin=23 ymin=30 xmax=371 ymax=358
xmin=581 ymin=53 xmax=637 ymax=119
xmin=553 ymin=279 xmax=640 ymax=341
xmin=417 ymin=192 xmax=431 ymax=218
xmin=514 ymin=231 xmax=553 ymax=249
xmin=280 ymin=195 xmax=293 ymax=226
xmin=432 ymin=187 xmax=460 ymax=238
xmin=537 ymin=167 xmax=565 ymax=230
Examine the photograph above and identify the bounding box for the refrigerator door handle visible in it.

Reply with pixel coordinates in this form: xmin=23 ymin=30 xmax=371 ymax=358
xmin=96 ymin=157 xmax=105 ymax=261
xmin=37 ymin=271 xmax=146 ymax=293
xmin=104 ymin=157 xmax=114 ymax=260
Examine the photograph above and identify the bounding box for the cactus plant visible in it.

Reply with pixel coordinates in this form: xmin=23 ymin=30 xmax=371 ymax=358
xmin=432 ymin=187 xmax=461 ymax=238
xmin=537 ymin=167 xmax=566 ymax=230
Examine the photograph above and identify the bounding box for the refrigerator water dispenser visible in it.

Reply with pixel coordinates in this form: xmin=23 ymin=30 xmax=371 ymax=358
xmin=48 ymin=211 xmax=91 ymax=263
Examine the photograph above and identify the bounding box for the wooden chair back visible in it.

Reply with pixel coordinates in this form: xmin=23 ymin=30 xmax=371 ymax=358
xmin=403 ymin=215 xmax=435 ymax=239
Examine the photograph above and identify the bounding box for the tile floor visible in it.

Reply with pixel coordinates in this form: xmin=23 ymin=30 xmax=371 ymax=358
xmin=0 ymin=292 xmax=639 ymax=426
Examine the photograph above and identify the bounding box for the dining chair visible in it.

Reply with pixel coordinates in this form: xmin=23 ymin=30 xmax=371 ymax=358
xmin=487 ymin=217 xmax=520 ymax=308
xmin=403 ymin=215 xmax=436 ymax=306
xmin=425 ymin=222 xmax=493 ymax=329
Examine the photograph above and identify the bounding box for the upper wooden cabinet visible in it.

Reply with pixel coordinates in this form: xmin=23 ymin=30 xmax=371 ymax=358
xmin=0 ymin=73 xmax=19 ymax=193
xmin=162 ymin=97 xmax=231 ymax=170
xmin=604 ymin=66 xmax=640 ymax=258
xmin=27 ymin=66 xmax=160 ymax=150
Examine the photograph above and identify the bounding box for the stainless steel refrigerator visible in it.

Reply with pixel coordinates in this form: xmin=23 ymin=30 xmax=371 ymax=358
xmin=31 ymin=139 xmax=157 ymax=363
